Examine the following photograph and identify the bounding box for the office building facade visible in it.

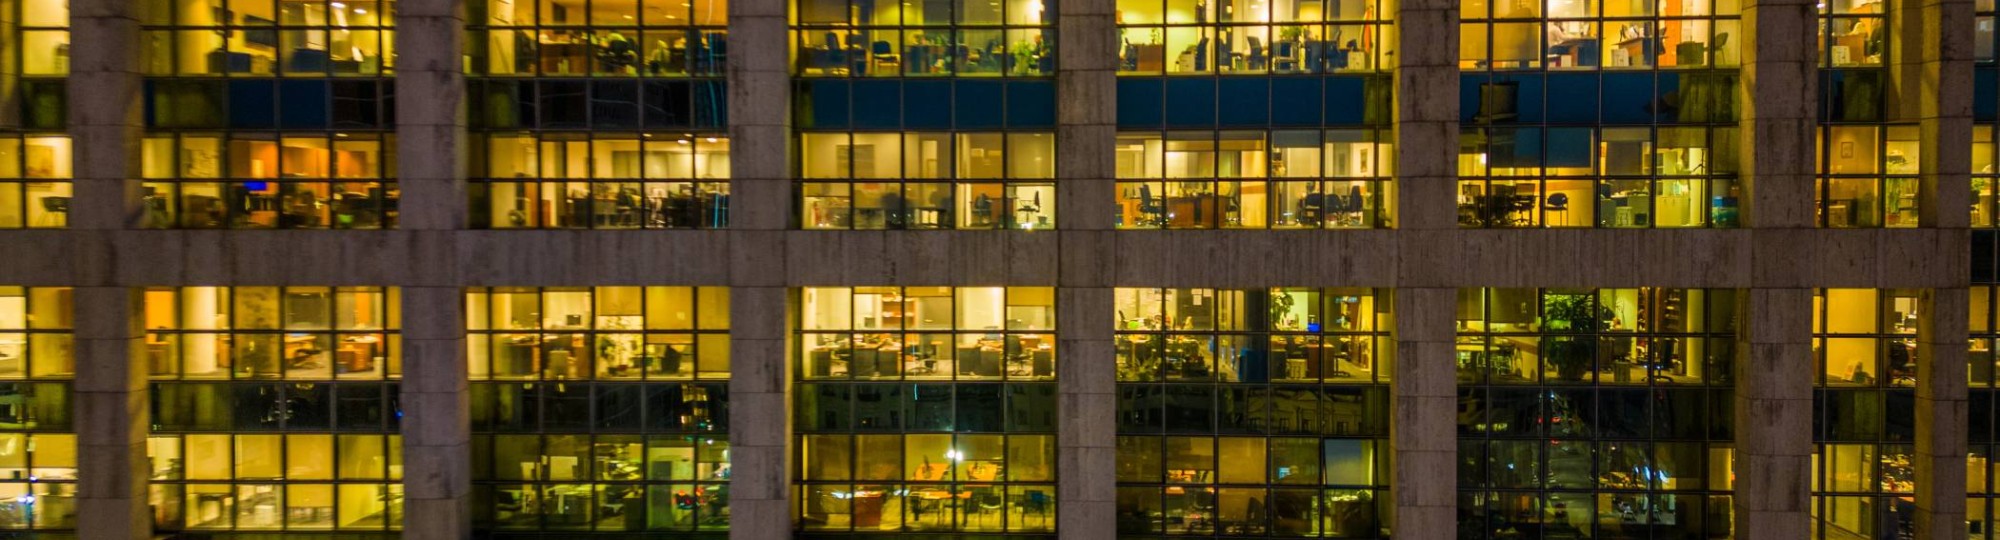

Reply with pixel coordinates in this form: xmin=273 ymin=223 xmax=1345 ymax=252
xmin=0 ymin=0 xmax=1977 ymax=536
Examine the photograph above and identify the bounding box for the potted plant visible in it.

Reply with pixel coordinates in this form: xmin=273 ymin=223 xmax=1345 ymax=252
xmin=1540 ymin=293 xmax=1608 ymax=382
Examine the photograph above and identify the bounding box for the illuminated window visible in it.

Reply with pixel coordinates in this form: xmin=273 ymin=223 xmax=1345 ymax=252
xmin=1111 ymin=288 xmax=1390 ymax=537
xmin=139 ymin=0 xmax=395 ymax=76
xmin=467 ymin=287 xmax=732 ymax=532
xmin=792 ymin=0 xmax=1053 ymax=77
xmin=471 ymin=133 xmax=730 ymax=228
xmin=1456 ymin=127 xmax=1740 ymax=228
xmin=796 ymin=287 xmax=1056 ymax=533
xmin=142 ymin=286 xmax=403 ymax=532
xmin=1114 ymin=130 xmax=1391 ymax=229
xmin=471 ymin=0 xmax=728 ymax=77
xmin=0 ymin=137 xmax=73 ymax=229
xmin=1456 ymin=288 xmax=1738 ymax=539
xmin=139 ymin=133 xmax=397 ymax=229
xmin=1810 ymin=289 xmax=1921 ymax=540
xmin=0 ymin=287 xmax=75 ymax=532
xmin=1115 ymin=0 xmax=1390 ymax=74
xmin=1819 ymin=0 xmax=1885 ymax=68
xmin=1972 ymin=285 xmax=1996 ymax=538
xmin=1977 ymin=126 xmax=1994 ymax=227
xmin=1460 ymin=0 xmax=1740 ymax=70
xmin=798 ymin=132 xmax=1056 ymax=230
xmin=1814 ymin=125 xmax=1920 ymax=228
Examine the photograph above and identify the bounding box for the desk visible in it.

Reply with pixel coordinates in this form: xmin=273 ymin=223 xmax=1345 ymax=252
xmin=539 ymin=42 xmax=593 ymax=74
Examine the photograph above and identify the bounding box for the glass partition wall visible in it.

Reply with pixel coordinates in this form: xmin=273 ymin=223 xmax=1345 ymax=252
xmin=796 ymin=286 xmax=1058 ymax=534
xmin=1455 ymin=288 xmax=1737 ymax=538
xmin=467 ymin=287 xmax=733 ymax=533
xmin=1810 ymin=289 xmax=1920 ymax=539
xmin=142 ymin=286 xmax=404 ymax=532
xmin=1113 ymin=288 xmax=1392 ymax=537
xmin=0 ymin=287 xmax=76 ymax=531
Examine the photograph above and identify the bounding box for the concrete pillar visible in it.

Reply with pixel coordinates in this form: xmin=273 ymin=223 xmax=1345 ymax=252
xmin=1391 ymin=0 xmax=1457 ymax=230
xmin=400 ymin=286 xmax=471 ymax=540
xmin=73 ymin=287 xmax=147 ymax=539
xmin=1734 ymin=0 xmax=1818 ymax=535
xmin=724 ymin=0 xmax=792 ymax=530
xmin=1389 ymin=287 xmax=1455 ymax=538
xmin=395 ymin=0 xmax=468 ymax=230
xmin=727 ymin=286 xmax=791 ymax=539
xmin=1056 ymin=0 xmax=1116 ymax=233
xmin=726 ymin=0 xmax=789 ymax=232
xmin=1053 ymin=0 xmax=1117 ymax=532
xmin=67 ymin=0 xmax=144 ymax=230
xmin=1897 ymin=0 xmax=1974 ymax=228
xmin=1056 ymin=287 xmax=1114 ymax=539
xmin=1915 ymin=288 xmax=1969 ymax=540
xmin=1739 ymin=0 xmax=1818 ymax=229
xmin=1732 ymin=287 xmax=1815 ymax=539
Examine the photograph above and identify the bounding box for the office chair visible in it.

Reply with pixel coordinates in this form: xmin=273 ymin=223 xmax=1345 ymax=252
xmin=871 ymin=40 xmax=900 ymax=72
xmin=1247 ymin=36 xmax=1266 ymax=70
xmin=1272 ymin=40 xmax=1296 ymax=72
xmin=1193 ymin=37 xmax=1210 ymax=71
xmin=1137 ymin=184 xmax=1166 ymax=226
xmin=1542 ymin=192 xmax=1570 ymax=225
xmin=1123 ymin=40 xmax=1140 ymax=71
xmin=37 ymin=196 xmax=68 ymax=227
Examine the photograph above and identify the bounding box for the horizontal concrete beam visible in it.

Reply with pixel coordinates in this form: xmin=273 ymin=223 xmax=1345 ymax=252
xmin=0 ymin=228 xmax=1966 ymax=289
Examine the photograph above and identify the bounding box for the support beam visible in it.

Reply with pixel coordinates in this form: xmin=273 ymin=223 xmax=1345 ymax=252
xmin=1393 ymin=0 xmax=1458 ymax=231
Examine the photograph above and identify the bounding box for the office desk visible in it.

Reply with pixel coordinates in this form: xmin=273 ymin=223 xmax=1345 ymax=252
xmin=540 ymin=42 xmax=594 ymax=74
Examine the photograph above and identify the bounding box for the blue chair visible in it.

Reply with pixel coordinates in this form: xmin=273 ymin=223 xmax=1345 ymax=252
xmin=1138 ymin=184 xmax=1166 ymax=226
xmin=1272 ymin=41 xmax=1297 ymax=71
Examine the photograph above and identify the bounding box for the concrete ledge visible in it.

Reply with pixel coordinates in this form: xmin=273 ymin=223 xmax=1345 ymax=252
xmin=0 ymin=228 xmax=1969 ymax=288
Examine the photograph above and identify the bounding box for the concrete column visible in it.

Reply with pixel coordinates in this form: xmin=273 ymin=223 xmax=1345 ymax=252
xmin=727 ymin=286 xmax=791 ymax=540
xmin=1391 ymin=0 xmax=1457 ymax=230
xmin=1389 ymin=287 xmax=1455 ymax=538
xmin=400 ymin=286 xmax=471 ymax=540
xmin=1732 ymin=287 xmax=1815 ymax=539
xmin=1739 ymin=0 xmax=1818 ymax=228
xmin=1053 ymin=0 xmax=1117 ymax=532
xmin=1055 ymin=0 xmax=1116 ymax=233
xmin=1912 ymin=0 xmax=1974 ymax=229
xmin=1735 ymin=0 xmax=1818 ymax=535
xmin=68 ymin=0 xmax=144 ymax=230
xmin=73 ymin=287 xmax=147 ymax=539
xmin=1056 ymin=287 xmax=1114 ymax=539
xmin=1915 ymin=287 xmax=1969 ymax=540
xmin=395 ymin=0 xmax=468 ymax=230
xmin=725 ymin=0 xmax=792 ymax=531
xmin=726 ymin=0 xmax=789 ymax=232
